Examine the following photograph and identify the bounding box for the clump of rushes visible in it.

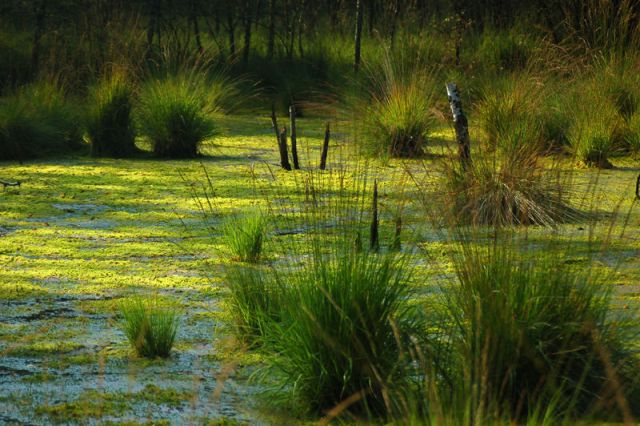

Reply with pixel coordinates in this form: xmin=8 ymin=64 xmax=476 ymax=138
xmin=118 ymin=297 xmax=179 ymax=359
xmin=568 ymin=92 xmax=623 ymax=168
xmin=224 ymin=265 xmax=282 ymax=345
xmin=87 ymin=74 xmax=138 ymax=157
xmin=444 ymin=139 xmax=573 ymax=227
xmin=223 ymin=212 xmax=267 ymax=263
xmin=358 ymin=56 xmax=437 ymax=158
xmin=138 ymin=74 xmax=217 ymax=158
xmin=0 ymin=80 xmax=83 ymax=161
xmin=476 ymin=76 xmax=568 ymax=153
xmin=446 ymin=236 xmax=640 ymax=419
xmin=261 ymin=245 xmax=426 ymax=414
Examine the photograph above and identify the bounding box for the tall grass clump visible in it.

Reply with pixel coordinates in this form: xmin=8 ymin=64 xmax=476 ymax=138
xmin=444 ymin=236 xmax=640 ymax=420
xmin=567 ymin=91 xmax=623 ymax=168
xmin=224 ymin=266 xmax=282 ymax=345
xmin=260 ymin=245 xmax=426 ymax=415
xmin=475 ymin=76 xmax=569 ymax=153
xmin=87 ymin=74 xmax=138 ymax=158
xmin=138 ymin=73 xmax=218 ymax=158
xmin=442 ymin=141 xmax=573 ymax=226
xmin=355 ymin=55 xmax=438 ymax=158
xmin=222 ymin=212 xmax=267 ymax=263
xmin=118 ymin=297 xmax=179 ymax=359
xmin=0 ymin=80 xmax=83 ymax=161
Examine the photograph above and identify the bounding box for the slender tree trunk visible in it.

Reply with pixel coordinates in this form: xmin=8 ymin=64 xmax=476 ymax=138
xmin=368 ymin=0 xmax=375 ymax=35
xmin=31 ymin=0 xmax=46 ymax=77
xmin=389 ymin=0 xmax=399 ymax=48
xmin=226 ymin=9 xmax=236 ymax=58
xmin=242 ymin=1 xmax=253 ymax=66
xmin=354 ymin=0 xmax=364 ymax=72
xmin=191 ymin=0 xmax=203 ymax=54
xmin=267 ymin=0 xmax=276 ymax=59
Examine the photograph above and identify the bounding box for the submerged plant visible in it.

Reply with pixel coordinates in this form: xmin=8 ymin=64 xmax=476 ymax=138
xmin=87 ymin=74 xmax=137 ymax=158
xmin=118 ymin=297 xmax=179 ymax=359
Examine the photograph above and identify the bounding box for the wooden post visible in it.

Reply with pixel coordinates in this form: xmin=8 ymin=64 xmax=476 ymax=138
xmin=636 ymin=174 xmax=640 ymax=200
xmin=446 ymin=83 xmax=471 ymax=171
xmin=370 ymin=180 xmax=379 ymax=252
xmin=289 ymin=105 xmax=300 ymax=169
xmin=278 ymin=126 xmax=292 ymax=171
xmin=320 ymin=122 xmax=330 ymax=170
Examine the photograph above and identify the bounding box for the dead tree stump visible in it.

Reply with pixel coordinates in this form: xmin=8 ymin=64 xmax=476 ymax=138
xmin=289 ymin=105 xmax=300 ymax=169
xmin=278 ymin=126 xmax=292 ymax=171
xmin=446 ymin=83 xmax=471 ymax=171
xmin=370 ymin=180 xmax=379 ymax=252
xmin=320 ymin=122 xmax=330 ymax=170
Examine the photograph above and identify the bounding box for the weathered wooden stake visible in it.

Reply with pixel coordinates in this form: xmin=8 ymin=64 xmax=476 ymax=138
xmin=0 ymin=179 xmax=20 ymax=188
xmin=278 ymin=126 xmax=292 ymax=171
xmin=320 ymin=122 xmax=330 ymax=170
xmin=636 ymin=174 xmax=640 ymax=199
xmin=370 ymin=180 xmax=379 ymax=252
xmin=392 ymin=215 xmax=402 ymax=251
xmin=446 ymin=83 xmax=471 ymax=171
xmin=289 ymin=105 xmax=300 ymax=169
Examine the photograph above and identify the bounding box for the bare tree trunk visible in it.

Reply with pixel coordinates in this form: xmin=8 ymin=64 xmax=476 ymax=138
xmin=368 ymin=0 xmax=375 ymax=35
xmin=31 ymin=0 xmax=46 ymax=77
xmin=267 ymin=0 xmax=276 ymax=59
xmin=190 ymin=0 xmax=203 ymax=54
xmin=446 ymin=83 xmax=472 ymax=171
xmin=390 ymin=0 xmax=399 ymax=48
xmin=146 ymin=0 xmax=162 ymax=57
xmin=242 ymin=0 xmax=253 ymax=67
xmin=354 ymin=0 xmax=364 ymax=72
xmin=226 ymin=8 xmax=237 ymax=58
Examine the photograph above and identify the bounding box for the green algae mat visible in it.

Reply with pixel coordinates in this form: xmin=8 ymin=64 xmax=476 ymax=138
xmin=1 ymin=115 xmax=640 ymax=425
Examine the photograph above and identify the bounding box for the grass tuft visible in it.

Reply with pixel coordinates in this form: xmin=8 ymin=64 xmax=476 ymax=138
xmin=138 ymin=73 xmax=218 ymax=158
xmin=355 ymin=55 xmax=437 ymax=158
xmin=443 ymin=142 xmax=573 ymax=227
xmin=118 ymin=297 xmax=179 ymax=359
xmin=222 ymin=212 xmax=267 ymax=263
xmin=260 ymin=245 xmax=425 ymax=415
xmin=87 ymin=73 xmax=138 ymax=158
xmin=445 ymin=236 xmax=640 ymax=419
xmin=0 ymin=80 xmax=83 ymax=161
